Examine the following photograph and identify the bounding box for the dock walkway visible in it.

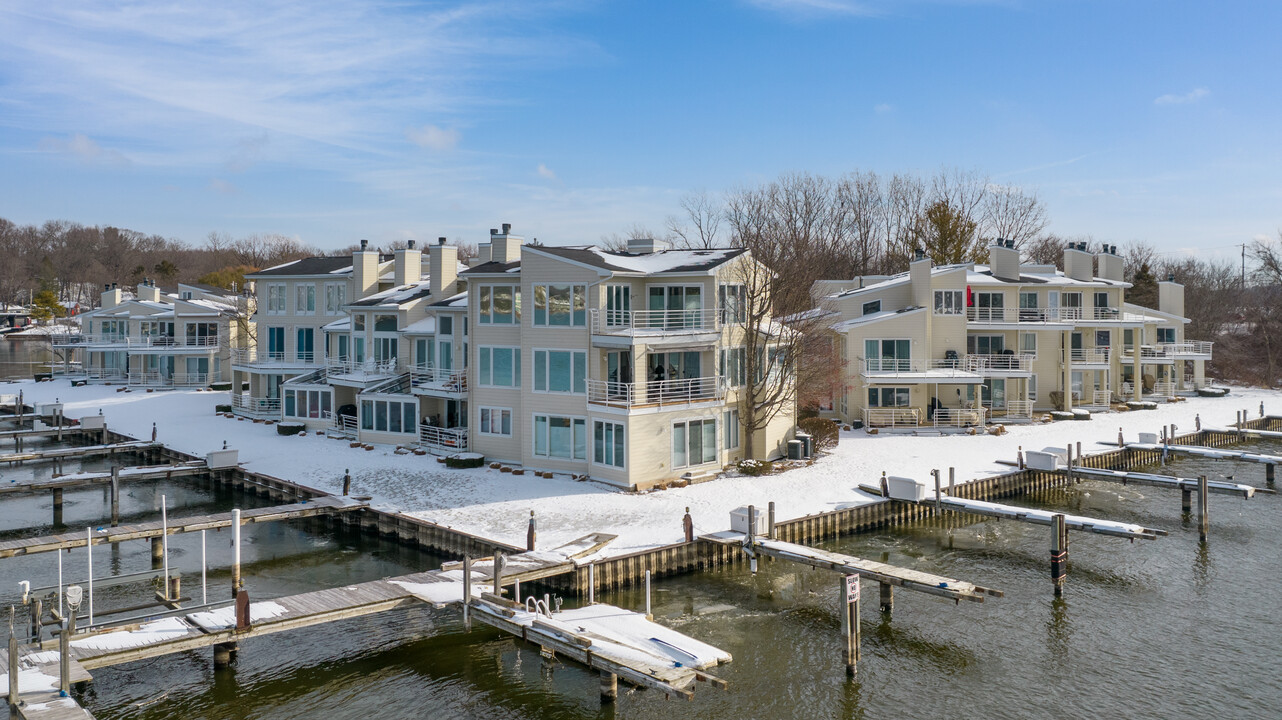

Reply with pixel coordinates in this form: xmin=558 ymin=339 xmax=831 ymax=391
xmin=0 ymin=462 xmax=207 ymax=497
xmin=0 ymin=441 xmax=159 ymax=466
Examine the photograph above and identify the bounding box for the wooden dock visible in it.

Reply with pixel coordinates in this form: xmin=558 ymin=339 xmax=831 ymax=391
xmin=1205 ymin=426 xmax=1282 ymax=441
xmin=0 ymin=461 xmax=207 ymax=497
xmin=0 ymin=427 xmax=83 ymax=440
xmin=0 ymin=496 xmax=368 ymax=558
xmin=0 ymin=441 xmax=160 ymax=466
xmin=1064 ymin=467 xmax=1264 ymax=498
xmin=1119 ymin=442 xmax=1282 ymax=466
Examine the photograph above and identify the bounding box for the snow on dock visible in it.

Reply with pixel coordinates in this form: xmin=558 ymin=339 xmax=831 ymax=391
xmin=1124 ymin=442 xmax=1282 ymax=465
xmin=938 ymin=496 xmax=1165 ymax=539
xmin=1067 ymin=466 xmax=1262 ymax=498
xmin=0 ymin=461 xmax=207 ymax=496
xmin=0 ymin=440 xmax=160 ymax=466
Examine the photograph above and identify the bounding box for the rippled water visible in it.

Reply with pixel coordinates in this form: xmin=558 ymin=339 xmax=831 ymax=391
xmin=1 ymin=436 xmax=1278 ymax=719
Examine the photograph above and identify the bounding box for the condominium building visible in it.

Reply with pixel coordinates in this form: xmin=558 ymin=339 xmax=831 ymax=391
xmin=816 ymin=240 xmax=1212 ymax=429
xmin=54 ymin=281 xmax=250 ymax=386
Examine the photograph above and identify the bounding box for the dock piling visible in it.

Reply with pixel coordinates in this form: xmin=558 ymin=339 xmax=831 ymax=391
xmin=682 ymin=507 xmax=693 ymax=542
xmin=527 ymin=511 xmax=536 ymax=552
xmin=342 ymin=469 xmax=351 ymax=496
xmin=588 ymin=563 xmax=595 ymax=605
xmin=52 ymin=488 xmax=63 ymax=527
xmin=949 ymin=466 xmax=955 ymax=491
xmin=768 ymin=501 xmax=776 ymax=540
xmin=879 ymin=581 xmax=893 ymax=614
xmin=841 ymin=575 xmax=860 ymax=676
xmin=600 ymin=671 xmax=618 ymax=703
xmin=110 ymin=465 xmax=120 ymax=526
xmin=231 ymin=508 xmax=242 ymax=596
xmin=462 ymin=555 xmax=472 ymax=631
xmin=493 ymin=551 xmax=505 ymax=596
xmin=1066 ymin=445 xmax=1074 ymax=484
xmin=150 ymin=536 xmax=164 ymax=567
xmin=1181 ymin=488 xmax=1192 ymax=514
xmin=1198 ymin=475 xmax=1209 ymax=542
xmin=644 ymin=570 xmax=652 ymax=621
xmin=9 ymin=623 xmax=19 ymax=710
xmin=1267 ymin=464 xmax=1275 ymax=487
xmin=1051 ymin=514 xmax=1067 ymax=596
xmin=932 ymin=469 xmax=941 ymax=512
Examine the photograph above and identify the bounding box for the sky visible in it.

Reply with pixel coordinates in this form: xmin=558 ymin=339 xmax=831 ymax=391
xmin=1 ymin=0 xmax=1279 ymax=261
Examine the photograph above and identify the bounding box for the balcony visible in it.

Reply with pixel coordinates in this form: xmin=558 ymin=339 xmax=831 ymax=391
xmin=54 ymin=334 xmax=222 ymax=350
xmin=127 ymin=371 xmax=224 ymax=388
xmin=966 ymin=307 xmax=1127 ymax=324
xmin=418 ymin=424 xmax=469 ymax=453
xmin=324 ymin=357 xmax=399 ymax=384
xmin=861 ymin=358 xmax=982 ymax=382
xmin=586 ymin=376 xmax=724 ymax=409
xmin=589 ymin=308 xmax=720 ymax=341
xmin=994 ymin=400 xmax=1034 ymax=421
xmin=962 ymin=353 xmax=1034 ymax=375
xmin=1069 ymin=348 xmax=1110 ymax=365
xmin=862 ymin=406 xmax=987 ymax=429
xmin=1157 ymin=341 xmax=1213 ymax=359
xmin=409 ymin=365 xmax=467 ymax=396
xmin=230 ymin=393 xmax=282 ymax=420
xmin=231 ymin=347 xmax=320 ymax=368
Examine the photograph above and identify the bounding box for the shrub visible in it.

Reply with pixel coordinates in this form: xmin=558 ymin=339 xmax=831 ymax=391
xmin=737 ymin=458 xmax=774 ymax=476
xmin=215 ymin=404 xmax=232 ymax=413
xmin=209 ymin=381 xmax=232 ymax=392
xmin=445 ymin=454 xmax=486 ymax=469
xmin=797 ymin=417 xmax=839 ymax=452
xmin=276 ymin=422 xmax=304 ymax=436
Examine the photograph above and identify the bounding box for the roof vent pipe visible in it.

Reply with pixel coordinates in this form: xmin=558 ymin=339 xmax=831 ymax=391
xmin=502 ymin=223 xmax=511 ymax=234
xmin=438 ymin=236 xmax=447 ymax=245
xmin=913 ymin=248 xmax=925 ymax=261
xmin=490 ymin=228 xmax=498 ymax=235
xmin=360 ymin=239 xmax=368 ymax=250
xmin=407 ymin=239 xmax=416 ymax=249
xmin=1168 ymin=274 xmax=1176 ymax=282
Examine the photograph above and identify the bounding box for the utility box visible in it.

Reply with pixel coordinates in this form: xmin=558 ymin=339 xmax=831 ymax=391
xmin=36 ymin=402 xmax=62 ymax=418
xmin=1040 ymin=447 xmax=1069 ymax=463
xmin=1025 ymin=451 xmax=1059 ymax=471
xmin=729 ymin=506 xmax=768 ymax=536
xmin=206 ymin=449 xmax=239 ymax=470
xmin=787 ymin=439 xmax=803 ymax=460
xmin=885 ymin=476 xmax=927 ymax=503
xmin=796 ymin=432 xmax=813 ymax=458
xmin=79 ymin=415 xmax=105 ymax=430
xmin=1138 ymin=432 xmax=1158 ymax=445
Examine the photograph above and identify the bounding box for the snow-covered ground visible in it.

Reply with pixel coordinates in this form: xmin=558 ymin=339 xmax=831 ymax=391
xmin=4 ymin=378 xmax=1279 ymax=559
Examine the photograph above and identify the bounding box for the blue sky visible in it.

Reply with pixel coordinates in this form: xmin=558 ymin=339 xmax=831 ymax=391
xmin=1 ymin=0 xmax=1278 ymax=260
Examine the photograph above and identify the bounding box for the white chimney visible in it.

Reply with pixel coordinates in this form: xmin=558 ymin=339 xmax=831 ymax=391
xmin=394 ymin=240 xmax=422 ymax=286
xmin=137 ymin=281 xmax=161 ymax=303
xmin=1094 ymin=244 xmax=1123 ymax=282
xmin=626 ymin=237 xmax=668 ymax=254
xmin=353 ymin=239 xmax=379 ymax=299
xmin=1158 ymin=275 xmax=1185 ymax=318
xmin=1063 ymin=242 xmax=1095 ymax=282
xmin=101 ymin=284 xmax=122 ymax=309
xmin=987 ymin=238 xmax=1021 ymax=281
xmin=430 ymin=237 xmax=459 ymax=299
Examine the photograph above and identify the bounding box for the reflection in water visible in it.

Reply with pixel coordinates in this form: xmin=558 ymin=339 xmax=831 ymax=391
xmin=1046 ymin=596 xmax=1070 ymax=657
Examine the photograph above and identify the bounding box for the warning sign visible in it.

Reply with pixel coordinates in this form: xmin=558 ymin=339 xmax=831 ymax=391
xmin=845 ymin=574 xmax=860 ymax=603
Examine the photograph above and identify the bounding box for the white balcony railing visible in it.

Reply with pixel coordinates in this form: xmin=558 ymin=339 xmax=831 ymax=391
xmin=325 ymin=357 xmax=398 ymax=377
xmin=963 ymin=354 xmax=1034 ymax=373
xmin=586 ymin=376 xmax=724 ymax=408
xmin=231 ymin=347 xmax=319 ymax=365
xmin=591 ymin=308 xmax=719 ymax=335
xmin=933 ymin=407 xmax=987 ymax=428
xmin=968 ymin=307 xmax=1123 ymax=323
xmin=1157 ymin=341 xmax=1214 ymax=357
xmin=419 ymin=424 xmax=469 ymax=452
xmin=55 ymin=334 xmax=222 ymax=349
xmin=1070 ymin=348 xmax=1109 ymax=364
xmin=409 ymin=365 xmax=467 ymax=394
xmin=330 ymin=413 xmax=358 ymax=438
xmin=127 ymin=371 xmax=223 ymax=387
xmin=1002 ymin=400 xmax=1034 ymax=420
xmin=230 ymin=393 xmax=282 ymax=418
xmin=862 ymin=358 xmax=981 ymax=377
xmin=1151 ymin=381 xmax=1177 ymax=398
xmin=863 ymin=407 xmax=920 ymax=428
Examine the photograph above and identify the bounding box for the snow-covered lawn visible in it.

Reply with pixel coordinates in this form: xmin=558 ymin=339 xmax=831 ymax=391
xmin=5 ymin=379 xmax=1280 ymax=559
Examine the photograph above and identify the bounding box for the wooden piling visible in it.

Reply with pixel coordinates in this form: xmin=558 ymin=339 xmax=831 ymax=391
xmin=1198 ymin=475 xmax=1209 ymax=542
xmin=110 ymin=465 xmax=120 ymax=526
xmin=527 ymin=511 xmax=536 ymax=552
xmin=600 ymin=670 xmax=618 ymax=702
xmin=1051 ymin=513 xmax=1067 ymax=597
xmin=1267 ymin=464 xmax=1275 ymax=486
xmin=879 ymin=581 xmax=893 ymax=614
xmin=841 ymin=576 xmax=860 ymax=676
xmin=463 ymin=555 xmax=472 ymax=631
xmin=52 ymin=488 xmax=63 ymax=527
xmin=150 ymin=536 xmax=164 ymax=567
xmin=8 ymin=629 xmax=19 ymax=709
xmin=768 ymin=501 xmax=776 ymax=539
xmin=1181 ymin=488 xmax=1192 ymax=514
xmin=231 ymin=508 xmax=242 ymax=596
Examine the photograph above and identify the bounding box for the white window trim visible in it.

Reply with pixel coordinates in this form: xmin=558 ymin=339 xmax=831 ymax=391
xmin=295 ymin=283 xmax=316 ymax=316
xmin=932 ymin=289 xmax=964 ymax=315
xmin=324 ymin=282 xmax=347 ymax=316
xmin=532 ymin=284 xmax=588 ymax=327
xmin=477 ymin=284 xmax=520 ymax=325
xmin=723 ymin=408 xmax=741 ymax=451
xmin=478 ymin=406 xmax=514 ymax=437
xmin=1018 ymin=331 xmax=1038 ymax=358
xmin=531 ymin=412 xmax=588 ymax=460
xmin=478 ymin=345 xmax=521 ymax=388
xmin=591 ymin=417 xmax=627 ymax=470
xmin=532 ymin=347 xmax=587 ymax=395
xmin=266 ymin=283 xmax=287 ymax=316
xmin=671 ymin=415 xmax=719 ymax=469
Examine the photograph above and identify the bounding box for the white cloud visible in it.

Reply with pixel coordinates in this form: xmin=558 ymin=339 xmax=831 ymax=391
xmin=208 ymin=178 xmax=238 ymax=195
xmin=873 ymin=103 xmax=893 ymax=114
xmin=38 ymin=133 xmax=130 ymax=165
xmin=745 ymin=0 xmax=875 ymax=15
xmin=537 ymin=163 xmax=557 ymax=180
xmin=406 ymin=125 xmax=461 ymax=151
xmin=1154 ymin=87 xmax=1210 ymax=106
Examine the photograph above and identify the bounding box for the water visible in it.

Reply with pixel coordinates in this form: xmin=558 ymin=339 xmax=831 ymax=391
xmin=0 ymin=337 xmax=53 ymax=380
xmin=1 ymin=438 xmax=1279 ymax=719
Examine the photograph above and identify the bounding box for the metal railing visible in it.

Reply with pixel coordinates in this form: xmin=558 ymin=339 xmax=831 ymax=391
xmin=963 ymin=354 xmax=1034 ymax=372
xmin=586 ymin=376 xmax=723 ymax=408
xmin=590 ymin=308 xmax=719 ymax=334
xmin=968 ymin=307 xmax=1124 ymax=323
xmin=54 ymin=334 xmax=221 ymax=348
xmin=863 ymin=407 xmax=920 ymax=428
xmin=127 ymin=371 xmax=223 ymax=387
xmin=1070 ymin=348 xmax=1109 ymax=364
xmin=419 ymin=424 xmax=469 ymax=452
xmin=933 ymin=407 xmax=987 ymax=428
xmin=1151 ymin=381 xmax=1177 ymax=398
xmin=330 ymin=414 xmax=358 ymax=438
xmin=1002 ymin=400 xmax=1034 ymax=420
xmin=230 ymin=394 xmax=282 ymax=418
xmin=231 ymin=347 xmax=319 ymax=365
xmin=1156 ymin=341 xmax=1214 ymax=357
xmin=862 ymin=358 xmax=981 ymax=376
xmin=325 ymin=357 xmax=398 ymax=377
xmin=409 ymin=365 xmax=467 ymax=393
xmin=73 ymin=368 xmax=127 ymax=382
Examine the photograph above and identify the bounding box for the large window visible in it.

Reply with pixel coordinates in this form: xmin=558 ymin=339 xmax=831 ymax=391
xmin=720 ymin=347 xmax=747 ymax=387
xmin=325 ymin=283 xmax=346 ymax=315
xmin=533 ymin=415 xmax=586 ymax=459
xmin=360 ymin=398 xmax=417 ymax=434
xmin=1157 ymin=327 xmax=1176 ymax=344
xmin=723 ymin=409 xmax=740 ymax=450
xmin=533 ymin=349 xmax=586 ymax=393
xmin=606 ymin=285 xmax=631 ymax=326
xmin=648 ymin=285 xmax=703 ymax=329
xmin=266 ymin=326 xmax=285 ymax=358
xmin=479 ymin=407 xmax=512 ymax=436
xmin=414 ymin=338 xmax=435 ymax=368
xmin=594 ymin=420 xmax=625 ymax=468
xmin=295 ymin=284 xmax=315 ymax=315
xmin=868 ymin=387 xmax=910 ymax=407
xmin=479 ymin=286 xmax=520 ymax=324
xmin=266 ymin=284 xmax=286 ymax=315
xmin=185 ymin=322 xmax=218 ymax=346
xmin=479 ymin=347 xmax=521 ymax=387
xmin=933 ymin=290 xmax=963 ymax=315
xmin=719 ymin=284 xmax=746 ymax=324
xmin=973 ymin=292 xmax=1004 ymax=321
xmin=533 ymin=284 xmax=587 ymax=327
xmin=864 ymin=339 xmax=910 ymax=371
xmin=296 ymin=328 xmax=315 ymax=362
xmin=967 ymin=335 xmax=1004 ymax=355
xmin=1019 ymin=332 xmax=1037 ymax=356
xmin=285 ymin=388 xmax=332 ymax=420
xmin=673 ymin=418 xmax=717 ymax=468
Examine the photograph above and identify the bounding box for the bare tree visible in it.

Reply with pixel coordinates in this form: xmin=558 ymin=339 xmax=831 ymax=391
xmin=1023 ymin=233 xmax=1067 ymax=268
xmin=666 ymin=190 xmax=724 ymax=249
xmin=982 ymin=185 xmax=1048 ymax=247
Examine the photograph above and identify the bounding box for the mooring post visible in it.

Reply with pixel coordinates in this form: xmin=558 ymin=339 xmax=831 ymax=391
xmin=1195 ymin=414 xmax=1201 ymax=432
xmin=52 ymin=488 xmax=63 ymax=527
xmin=342 ymin=469 xmax=351 ymax=496
xmin=526 ymin=511 xmax=536 ymax=552
xmin=949 ymin=466 xmax=955 ymax=491
xmin=1118 ymin=427 xmax=1124 ymax=447
xmin=9 ymin=621 xmax=19 ymax=710
xmin=31 ymin=598 xmax=42 ymax=643
xmin=1051 ymin=513 xmax=1067 ymax=596
xmin=462 ymin=555 xmax=472 ymax=631
xmin=161 ymin=494 xmax=170 ymax=602
xmin=231 ymin=508 xmax=242 ymax=596
xmin=492 ymin=551 xmax=505 ymax=597
xmin=1181 ymin=486 xmax=1192 ymax=514
xmin=587 ymin=563 xmax=595 ymax=605
xmin=56 ymin=407 xmax=63 ymax=442
xmin=1018 ymin=446 xmax=1025 ymax=469
xmin=86 ymin=527 xmax=94 ymax=625
xmin=213 ymin=642 xmax=233 ymax=668
xmin=767 ymin=501 xmax=776 ymax=540
xmin=1267 ymin=464 xmax=1276 ymax=487
xmin=841 ymin=575 xmax=860 ymax=676
xmin=879 ymin=581 xmax=893 ymax=614
xmin=747 ymin=505 xmax=758 ymax=574
xmin=1066 ymin=444 xmax=1074 ymax=484
xmin=600 ymin=671 xmax=618 ymax=703
xmin=644 ymin=569 xmax=652 ymax=621
xmin=1198 ymin=475 xmax=1209 ymax=542
xmin=110 ymin=465 xmax=120 ymax=526
xmin=932 ymin=469 xmax=941 ymax=513
xmin=682 ymin=506 xmax=694 ymax=542
xmin=1076 ymin=441 xmax=1082 ymax=467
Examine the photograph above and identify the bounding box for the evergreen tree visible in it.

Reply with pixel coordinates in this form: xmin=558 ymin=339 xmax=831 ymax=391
xmin=1128 ymin=262 xmax=1159 ymax=308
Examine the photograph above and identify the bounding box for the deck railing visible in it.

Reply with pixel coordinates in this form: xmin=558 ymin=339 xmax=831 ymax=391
xmin=419 ymin=425 xmax=469 ymax=452
xmin=963 ymin=354 xmax=1034 ymax=372
xmin=325 ymin=357 xmax=398 ymax=377
xmin=330 ymin=414 xmax=358 ymax=438
xmin=933 ymin=407 xmax=987 ymax=427
xmin=863 ymin=407 xmax=920 ymax=428
xmin=1002 ymin=400 xmax=1034 ymax=420
xmin=409 ymin=365 xmax=467 ymax=393
xmin=1070 ymin=348 xmax=1109 ymax=364
xmin=231 ymin=347 xmax=319 ymax=365
xmin=591 ymin=308 xmax=719 ymax=334
xmin=230 ymin=393 xmax=281 ymax=418
xmin=586 ymin=376 xmax=723 ymax=408
xmin=127 ymin=371 xmax=223 ymax=387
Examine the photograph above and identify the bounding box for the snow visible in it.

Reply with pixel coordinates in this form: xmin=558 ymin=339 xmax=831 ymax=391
xmin=186 ymin=600 xmax=287 ymax=631
xmin=69 ymin=616 xmax=191 ymax=651
xmin=401 ymin=316 xmax=437 ymax=334
xmin=0 ymin=667 xmax=61 ymax=698
xmin=7 ymin=378 xmax=1282 ymax=562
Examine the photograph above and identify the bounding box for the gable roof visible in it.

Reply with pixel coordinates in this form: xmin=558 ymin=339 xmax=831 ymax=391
xmin=249 ymin=257 xmax=354 ymax=278
xmin=347 ymin=281 xmax=434 ymax=308
xmin=529 ymin=245 xmax=748 ymax=274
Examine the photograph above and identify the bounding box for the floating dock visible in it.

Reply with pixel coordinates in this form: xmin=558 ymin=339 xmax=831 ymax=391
xmin=1064 ymin=466 xmax=1262 ymax=499
xmin=0 ymin=461 xmax=207 ymax=497
xmin=0 ymin=441 xmax=160 ymax=466
xmin=1122 ymin=442 xmax=1282 ymax=466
